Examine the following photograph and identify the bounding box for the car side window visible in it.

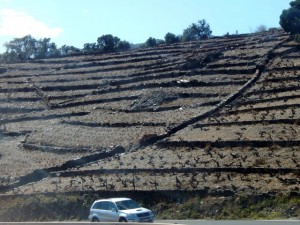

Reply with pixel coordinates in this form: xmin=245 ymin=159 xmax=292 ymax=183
xmin=92 ymin=201 xmax=117 ymax=211
xmin=92 ymin=201 xmax=107 ymax=210
xmin=107 ymin=202 xmax=117 ymax=211
xmin=101 ymin=201 xmax=109 ymax=210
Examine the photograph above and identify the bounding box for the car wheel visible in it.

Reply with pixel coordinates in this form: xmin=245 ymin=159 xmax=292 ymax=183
xmin=92 ymin=217 xmax=100 ymax=222
xmin=119 ymin=217 xmax=127 ymax=222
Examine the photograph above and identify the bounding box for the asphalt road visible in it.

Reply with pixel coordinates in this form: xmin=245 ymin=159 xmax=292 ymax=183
xmin=0 ymin=221 xmax=299 ymax=225
xmin=155 ymin=220 xmax=300 ymax=225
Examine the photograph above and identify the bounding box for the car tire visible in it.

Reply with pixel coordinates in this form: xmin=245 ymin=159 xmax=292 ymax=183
xmin=119 ymin=217 xmax=127 ymax=222
xmin=92 ymin=217 xmax=100 ymax=222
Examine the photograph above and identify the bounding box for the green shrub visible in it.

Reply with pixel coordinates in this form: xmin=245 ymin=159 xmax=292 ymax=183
xmin=280 ymin=0 xmax=300 ymax=42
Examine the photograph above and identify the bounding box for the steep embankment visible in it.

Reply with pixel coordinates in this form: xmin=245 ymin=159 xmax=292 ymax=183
xmin=0 ymin=30 xmax=299 ymax=220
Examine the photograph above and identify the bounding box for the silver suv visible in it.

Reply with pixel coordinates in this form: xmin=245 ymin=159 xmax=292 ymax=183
xmin=88 ymin=197 xmax=154 ymax=222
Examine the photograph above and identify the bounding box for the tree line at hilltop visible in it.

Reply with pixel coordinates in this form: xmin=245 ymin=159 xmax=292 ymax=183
xmin=0 ymin=19 xmax=211 ymax=63
xmin=0 ymin=0 xmax=299 ymax=64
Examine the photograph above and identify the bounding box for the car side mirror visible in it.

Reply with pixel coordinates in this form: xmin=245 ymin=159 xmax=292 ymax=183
xmin=111 ymin=208 xmax=117 ymax=212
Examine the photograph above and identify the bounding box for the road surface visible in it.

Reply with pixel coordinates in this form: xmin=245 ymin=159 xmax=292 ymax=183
xmin=0 ymin=220 xmax=299 ymax=225
xmin=156 ymin=220 xmax=300 ymax=225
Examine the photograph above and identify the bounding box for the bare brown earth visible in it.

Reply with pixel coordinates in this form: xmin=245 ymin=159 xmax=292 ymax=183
xmin=0 ymin=30 xmax=299 ymax=198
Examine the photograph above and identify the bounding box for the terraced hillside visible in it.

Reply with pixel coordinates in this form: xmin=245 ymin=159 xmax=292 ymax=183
xmin=0 ymin=30 xmax=299 ymax=198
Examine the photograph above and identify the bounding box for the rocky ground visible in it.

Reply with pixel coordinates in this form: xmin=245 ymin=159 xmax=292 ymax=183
xmin=0 ymin=30 xmax=299 ymax=216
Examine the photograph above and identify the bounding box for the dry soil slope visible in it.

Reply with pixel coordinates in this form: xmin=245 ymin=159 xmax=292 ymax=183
xmin=0 ymin=30 xmax=299 ymax=195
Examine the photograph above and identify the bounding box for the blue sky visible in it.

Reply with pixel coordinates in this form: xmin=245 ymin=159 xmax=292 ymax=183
xmin=0 ymin=0 xmax=292 ymax=53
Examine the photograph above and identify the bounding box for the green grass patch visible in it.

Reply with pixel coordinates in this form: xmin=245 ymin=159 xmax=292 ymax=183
xmin=0 ymin=192 xmax=299 ymax=221
xmin=155 ymin=193 xmax=300 ymax=220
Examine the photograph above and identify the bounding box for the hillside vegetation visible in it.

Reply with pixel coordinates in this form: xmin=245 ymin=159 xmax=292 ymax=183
xmin=0 ymin=30 xmax=299 ymax=220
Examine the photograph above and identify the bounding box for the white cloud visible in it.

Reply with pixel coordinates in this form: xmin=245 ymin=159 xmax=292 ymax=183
xmin=0 ymin=9 xmax=62 ymax=38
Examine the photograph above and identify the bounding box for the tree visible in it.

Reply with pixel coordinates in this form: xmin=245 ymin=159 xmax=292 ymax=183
xmin=164 ymin=32 xmax=179 ymax=45
xmin=83 ymin=43 xmax=98 ymax=53
xmin=145 ymin=37 xmax=157 ymax=47
xmin=3 ymin=35 xmax=60 ymax=61
xmin=182 ymin=19 xmax=212 ymax=41
xmin=291 ymin=0 xmax=300 ymax=9
xmin=115 ymin=40 xmax=131 ymax=51
xmin=35 ymin=38 xmax=59 ymax=58
xmin=47 ymin=42 xmax=60 ymax=58
xmin=97 ymin=34 xmax=120 ymax=53
xmin=4 ymin=35 xmax=36 ymax=60
xmin=59 ymin=45 xmax=80 ymax=56
xmin=280 ymin=0 xmax=300 ymax=35
xmin=0 ymin=51 xmax=20 ymax=63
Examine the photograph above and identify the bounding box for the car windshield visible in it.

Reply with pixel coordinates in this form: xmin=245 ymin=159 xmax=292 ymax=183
xmin=115 ymin=199 xmax=141 ymax=210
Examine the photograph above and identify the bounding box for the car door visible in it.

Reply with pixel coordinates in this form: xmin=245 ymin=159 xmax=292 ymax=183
xmin=90 ymin=202 xmax=103 ymax=221
xmin=98 ymin=201 xmax=110 ymax=222
xmin=105 ymin=201 xmax=119 ymax=222
xmin=91 ymin=201 xmax=109 ymax=222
